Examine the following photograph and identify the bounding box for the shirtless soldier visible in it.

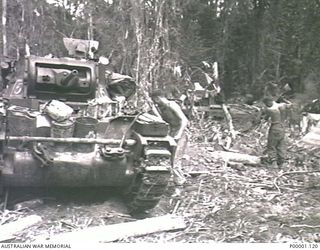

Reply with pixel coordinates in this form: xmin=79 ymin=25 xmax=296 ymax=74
xmin=150 ymin=90 xmax=188 ymax=141
xmin=151 ymin=90 xmax=189 ymax=187
xmin=263 ymin=96 xmax=292 ymax=168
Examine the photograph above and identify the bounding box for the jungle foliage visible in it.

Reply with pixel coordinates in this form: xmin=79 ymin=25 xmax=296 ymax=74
xmin=1 ymin=0 xmax=320 ymax=100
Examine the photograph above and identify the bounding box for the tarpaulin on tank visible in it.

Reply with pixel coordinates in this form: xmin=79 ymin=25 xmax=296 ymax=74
xmin=107 ymin=72 xmax=136 ymax=99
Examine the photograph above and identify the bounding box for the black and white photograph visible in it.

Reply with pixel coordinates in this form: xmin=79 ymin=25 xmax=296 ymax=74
xmin=0 ymin=0 xmax=320 ymax=248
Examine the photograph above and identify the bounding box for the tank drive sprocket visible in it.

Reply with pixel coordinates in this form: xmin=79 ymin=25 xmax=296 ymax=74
xmin=126 ymin=153 xmax=171 ymax=213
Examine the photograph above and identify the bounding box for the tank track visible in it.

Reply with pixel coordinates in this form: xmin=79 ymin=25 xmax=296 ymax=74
xmin=127 ymin=154 xmax=171 ymax=213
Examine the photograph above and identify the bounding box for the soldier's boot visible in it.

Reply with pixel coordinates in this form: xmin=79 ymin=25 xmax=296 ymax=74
xmin=260 ymin=155 xmax=269 ymax=165
xmin=269 ymin=161 xmax=278 ymax=169
xmin=277 ymin=159 xmax=286 ymax=169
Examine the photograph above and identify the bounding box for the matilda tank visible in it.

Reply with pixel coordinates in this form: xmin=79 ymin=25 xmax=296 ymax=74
xmin=0 ymin=38 xmax=176 ymax=212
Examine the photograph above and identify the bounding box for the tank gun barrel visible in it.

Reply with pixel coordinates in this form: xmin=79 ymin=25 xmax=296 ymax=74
xmin=61 ymin=69 xmax=79 ymax=86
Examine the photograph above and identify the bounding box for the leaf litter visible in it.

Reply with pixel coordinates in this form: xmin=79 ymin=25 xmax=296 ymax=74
xmin=1 ymin=115 xmax=320 ymax=243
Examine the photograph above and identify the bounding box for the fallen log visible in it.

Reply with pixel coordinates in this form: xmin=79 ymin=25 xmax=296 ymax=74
xmin=0 ymin=215 xmax=42 ymax=242
xmin=210 ymin=151 xmax=261 ymax=165
xmin=188 ymin=171 xmax=211 ymax=176
xmin=300 ymin=126 xmax=320 ymax=146
xmin=14 ymin=199 xmax=43 ymax=211
xmin=39 ymin=214 xmax=186 ymax=243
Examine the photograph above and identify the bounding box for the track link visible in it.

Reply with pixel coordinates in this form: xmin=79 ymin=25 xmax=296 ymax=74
xmin=127 ymin=154 xmax=171 ymax=212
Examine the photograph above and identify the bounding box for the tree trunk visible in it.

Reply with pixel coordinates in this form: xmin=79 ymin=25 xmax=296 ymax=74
xmin=38 ymin=215 xmax=186 ymax=243
xmin=88 ymin=12 xmax=93 ymax=40
xmin=2 ymin=0 xmax=7 ymax=56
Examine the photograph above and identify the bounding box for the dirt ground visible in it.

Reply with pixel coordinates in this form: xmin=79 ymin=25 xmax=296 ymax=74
xmin=1 ymin=117 xmax=320 ymax=243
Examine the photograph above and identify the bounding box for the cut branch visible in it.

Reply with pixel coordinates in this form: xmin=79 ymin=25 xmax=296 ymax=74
xmin=289 ymin=224 xmax=320 ymax=229
xmin=210 ymin=151 xmax=261 ymax=165
xmin=273 ymin=170 xmax=320 ymax=193
xmin=39 ymin=214 xmax=186 ymax=243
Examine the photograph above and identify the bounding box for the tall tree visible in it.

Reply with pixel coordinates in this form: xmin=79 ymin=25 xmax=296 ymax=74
xmin=2 ymin=0 xmax=7 ymax=56
xmin=2 ymin=0 xmax=319 ymax=100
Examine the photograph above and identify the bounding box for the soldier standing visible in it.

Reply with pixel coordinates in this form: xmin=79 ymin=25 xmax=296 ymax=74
xmin=262 ymin=96 xmax=292 ymax=168
xmin=151 ymin=90 xmax=188 ymax=141
xmin=151 ymin=90 xmax=189 ymax=188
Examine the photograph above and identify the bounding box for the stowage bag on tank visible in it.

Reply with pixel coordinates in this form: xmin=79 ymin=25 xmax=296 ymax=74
xmin=44 ymin=100 xmax=74 ymax=122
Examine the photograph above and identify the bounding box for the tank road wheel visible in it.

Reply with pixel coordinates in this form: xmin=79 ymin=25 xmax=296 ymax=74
xmin=126 ymin=155 xmax=171 ymax=213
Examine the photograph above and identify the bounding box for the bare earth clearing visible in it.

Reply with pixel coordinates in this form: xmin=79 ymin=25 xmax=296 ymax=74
xmin=1 ymin=118 xmax=320 ymax=243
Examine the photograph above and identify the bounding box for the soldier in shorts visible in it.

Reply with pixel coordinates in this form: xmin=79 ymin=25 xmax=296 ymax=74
xmin=263 ymin=96 xmax=292 ymax=168
xmin=151 ymin=90 xmax=189 ymax=187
